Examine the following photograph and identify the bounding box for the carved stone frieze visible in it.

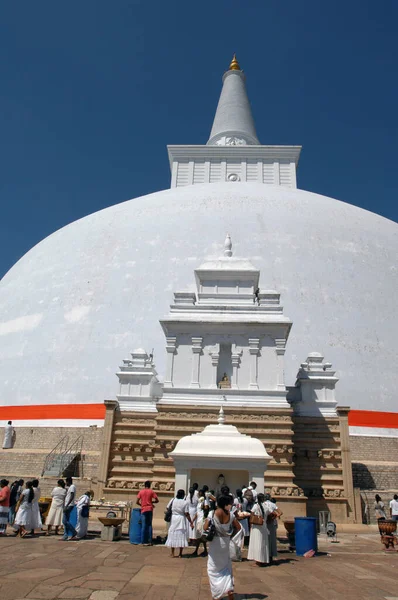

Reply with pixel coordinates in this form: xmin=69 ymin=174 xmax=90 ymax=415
xmin=120 ymin=418 xmax=156 ymax=425
xmin=267 ymin=444 xmax=294 ymax=455
xmin=268 ymin=486 xmax=305 ymax=497
xmin=106 ymin=479 xmax=175 ymax=491
xmin=158 ymin=412 xmax=292 ymax=422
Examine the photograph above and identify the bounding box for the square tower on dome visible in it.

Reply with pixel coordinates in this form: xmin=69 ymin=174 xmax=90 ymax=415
xmin=159 ymin=235 xmax=292 ymax=408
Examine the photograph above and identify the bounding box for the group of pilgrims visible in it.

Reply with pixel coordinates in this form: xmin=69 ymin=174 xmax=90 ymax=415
xmin=0 ymin=477 xmax=93 ymax=540
xmin=165 ymin=478 xmax=282 ymax=600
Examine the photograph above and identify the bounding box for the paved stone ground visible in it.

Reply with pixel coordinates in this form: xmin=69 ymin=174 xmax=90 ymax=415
xmin=0 ymin=532 xmax=397 ymax=600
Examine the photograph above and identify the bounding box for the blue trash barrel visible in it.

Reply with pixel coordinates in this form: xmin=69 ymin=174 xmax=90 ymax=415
xmin=294 ymin=517 xmax=318 ymax=556
xmin=69 ymin=505 xmax=78 ymax=528
xmin=129 ymin=508 xmax=142 ymax=544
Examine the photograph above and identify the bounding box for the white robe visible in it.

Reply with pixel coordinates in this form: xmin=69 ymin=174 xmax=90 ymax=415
xmin=185 ymin=492 xmax=199 ymax=540
xmin=2 ymin=424 xmax=14 ymax=449
xmin=76 ymin=494 xmax=90 ymax=539
xmin=265 ymin=500 xmax=278 ymax=558
xmin=46 ymin=486 xmax=67 ymax=526
xmin=31 ymin=487 xmax=42 ymax=530
xmin=165 ymin=498 xmax=189 ymax=548
xmin=14 ymin=489 xmax=33 ymax=530
xmin=207 ymin=513 xmax=235 ymax=600
xmin=247 ymin=503 xmax=271 ymax=564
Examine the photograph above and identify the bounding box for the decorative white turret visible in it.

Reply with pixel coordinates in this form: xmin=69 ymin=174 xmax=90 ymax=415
xmin=167 ymin=55 xmax=301 ymax=188
xmin=159 ymin=236 xmax=292 ymax=408
xmin=116 ymin=348 xmax=162 ymax=412
xmin=207 ymin=55 xmax=260 ymax=146
xmin=289 ymin=352 xmax=339 ymax=417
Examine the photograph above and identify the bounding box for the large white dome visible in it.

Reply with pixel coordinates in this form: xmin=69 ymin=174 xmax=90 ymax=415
xmin=0 ymin=182 xmax=397 ymax=415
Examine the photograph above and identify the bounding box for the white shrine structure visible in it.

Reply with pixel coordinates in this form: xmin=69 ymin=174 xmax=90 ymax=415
xmin=99 ymin=235 xmax=354 ymax=522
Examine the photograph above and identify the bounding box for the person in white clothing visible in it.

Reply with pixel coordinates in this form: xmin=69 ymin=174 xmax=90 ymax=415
xmin=390 ymin=494 xmax=398 ymax=521
xmin=204 ymin=494 xmax=241 ymax=600
xmin=247 ymin=494 xmax=272 ymax=566
xmin=76 ymin=490 xmax=94 ymax=539
xmin=14 ymin=481 xmax=34 ymax=537
xmin=264 ymin=494 xmax=282 ymax=560
xmin=30 ymin=479 xmax=42 ymax=534
xmin=62 ymin=477 xmax=77 ymax=540
xmin=165 ymin=489 xmax=193 ymax=557
xmin=2 ymin=421 xmax=14 ymax=449
xmin=46 ymin=479 xmax=67 ymax=535
xmin=248 ymin=482 xmax=258 ymax=500
xmin=185 ymin=485 xmax=199 ymax=544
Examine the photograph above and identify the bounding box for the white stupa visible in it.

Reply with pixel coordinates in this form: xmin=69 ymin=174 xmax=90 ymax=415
xmin=0 ymin=55 xmax=397 ymax=426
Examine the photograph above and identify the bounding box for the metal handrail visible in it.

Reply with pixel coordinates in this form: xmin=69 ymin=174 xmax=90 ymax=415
xmin=41 ymin=435 xmax=70 ymax=476
xmin=59 ymin=435 xmax=84 ymax=477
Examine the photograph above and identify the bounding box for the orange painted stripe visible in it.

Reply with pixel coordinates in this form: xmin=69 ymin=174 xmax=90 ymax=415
xmin=0 ymin=405 xmax=397 ymax=428
xmin=0 ymin=403 xmax=106 ymax=421
xmin=348 ymin=410 xmax=398 ymax=429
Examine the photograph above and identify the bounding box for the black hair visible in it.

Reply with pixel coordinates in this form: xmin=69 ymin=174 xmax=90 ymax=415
xmin=66 ymin=477 xmax=73 ymax=485
xmin=57 ymin=479 xmax=65 ymax=487
xmin=189 ymin=486 xmax=195 ymax=503
xmin=250 ymin=481 xmax=257 ymax=488
xmin=217 ymin=495 xmax=233 ymax=513
xmin=270 ymin=498 xmax=276 ymax=503
xmin=220 ymin=485 xmax=230 ymax=496
xmin=264 ymin=493 xmax=271 ymax=501
xmin=394 ymin=494 xmax=398 ymax=501
xmin=176 ymin=489 xmax=185 ymax=499
xmin=236 ymin=488 xmax=243 ymax=503
xmin=18 ymin=479 xmax=24 ymax=485
xmin=7 ymin=421 xmax=12 ymax=425
xmin=256 ymin=493 xmax=265 ymax=517
xmin=144 ymin=480 xmax=151 ymax=488
xmin=0 ymin=479 xmax=9 ymax=487
xmin=26 ymin=481 xmax=34 ymax=503
xmin=375 ymin=494 xmax=382 ymax=503
xmin=202 ymin=485 xmax=209 ymax=493
xmin=32 ymin=479 xmax=39 ymax=487
xmin=199 ymin=488 xmax=204 ymax=496
xmin=192 ymin=482 xmax=198 ymax=491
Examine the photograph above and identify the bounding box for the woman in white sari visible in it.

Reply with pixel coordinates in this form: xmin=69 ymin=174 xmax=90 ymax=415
xmin=204 ymin=495 xmax=241 ymax=600
xmin=165 ymin=489 xmax=194 ymax=557
xmin=247 ymin=493 xmax=272 ymax=566
xmin=14 ymin=481 xmax=34 ymax=537
xmin=30 ymin=479 xmax=42 ymax=534
xmin=76 ymin=490 xmax=93 ymax=539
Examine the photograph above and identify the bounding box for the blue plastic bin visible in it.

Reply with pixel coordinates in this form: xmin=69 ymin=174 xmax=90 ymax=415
xmin=129 ymin=508 xmax=142 ymax=544
xmin=294 ymin=517 xmax=318 ymax=556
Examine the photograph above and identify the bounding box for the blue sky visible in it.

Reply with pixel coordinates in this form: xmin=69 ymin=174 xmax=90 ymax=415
xmin=1 ymin=0 xmax=397 ymax=278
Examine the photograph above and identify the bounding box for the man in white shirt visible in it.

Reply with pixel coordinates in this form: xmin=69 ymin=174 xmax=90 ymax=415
xmin=62 ymin=477 xmax=77 ymax=540
xmin=389 ymin=494 xmax=398 ymax=521
xmin=248 ymin=482 xmax=258 ymax=500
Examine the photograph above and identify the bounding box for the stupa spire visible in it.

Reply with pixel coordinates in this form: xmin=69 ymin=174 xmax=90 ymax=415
xmin=229 ymin=53 xmax=240 ymax=71
xmin=207 ymin=55 xmax=260 ymax=146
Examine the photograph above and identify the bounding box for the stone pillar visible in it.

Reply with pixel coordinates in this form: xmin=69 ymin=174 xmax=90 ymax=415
xmin=191 ymin=337 xmax=203 ymax=388
xmin=275 ymin=338 xmax=286 ymax=390
xmin=338 ymin=406 xmax=355 ymax=523
xmin=249 ymin=338 xmax=260 ymax=389
xmin=209 ymin=346 xmax=219 ymax=389
xmin=231 ymin=349 xmax=242 ymax=389
xmin=164 ymin=337 xmax=177 ymax=387
xmin=97 ymin=400 xmax=118 ymax=499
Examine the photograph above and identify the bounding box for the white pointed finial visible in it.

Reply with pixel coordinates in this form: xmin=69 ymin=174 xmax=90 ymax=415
xmin=224 ymin=234 xmax=232 ymax=257
xmin=218 ymin=404 xmax=225 ymax=425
